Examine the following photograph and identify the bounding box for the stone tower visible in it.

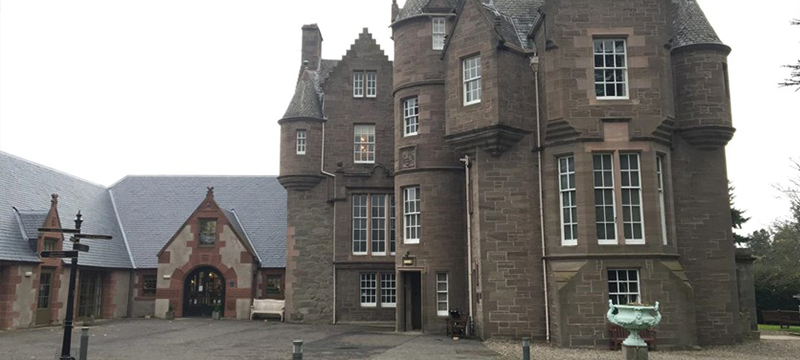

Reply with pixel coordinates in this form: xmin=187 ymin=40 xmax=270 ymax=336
xmin=278 ymin=24 xmax=334 ymax=323
xmin=391 ymin=0 xmax=468 ymax=333
xmin=670 ymin=1 xmax=740 ymax=345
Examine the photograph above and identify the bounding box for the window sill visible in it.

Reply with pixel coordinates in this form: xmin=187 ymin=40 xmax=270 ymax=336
xmin=404 ymin=132 xmax=418 ymax=137
xmin=624 ymin=240 xmax=646 ymax=245
xmin=198 ymin=244 xmax=216 ymax=248
xmin=383 ymin=303 xmax=397 ymax=308
xmin=361 ymin=304 xmax=377 ymax=308
xmin=404 ymin=239 xmax=420 ymax=244
xmin=561 ymin=241 xmax=578 ymax=247
xmin=463 ymin=100 xmax=481 ymax=107
xmin=598 ymin=240 xmax=619 ymax=245
xmin=352 ymin=252 xmax=368 ymax=256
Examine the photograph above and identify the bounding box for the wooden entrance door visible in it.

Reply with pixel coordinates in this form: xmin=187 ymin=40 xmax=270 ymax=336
xmin=402 ymin=271 xmax=422 ymax=331
xmin=183 ymin=267 xmax=225 ymax=317
xmin=35 ymin=268 xmax=54 ymax=325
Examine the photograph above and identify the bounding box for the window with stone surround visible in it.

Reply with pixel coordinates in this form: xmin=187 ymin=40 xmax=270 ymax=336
xmin=559 ymin=156 xmax=578 ymax=246
xmin=381 ymin=273 xmax=396 ymax=308
xmin=371 ymin=195 xmax=387 ymax=255
xmin=366 ymin=71 xmax=377 ymax=98
xmin=403 ymin=186 xmax=421 ymax=244
xmin=360 ymin=273 xmax=377 ymax=307
xmin=657 ymin=155 xmax=668 ymax=245
xmin=198 ymin=219 xmax=216 ymax=245
xmin=354 ymin=124 xmax=376 ymax=164
xmin=353 ymin=72 xmax=364 ymax=97
xmin=593 ymin=39 xmax=628 ymax=99
xmin=352 ymin=194 xmax=395 ymax=255
xmin=296 ymin=130 xmax=306 ymax=155
xmin=432 ymin=17 xmax=446 ymax=50
xmin=593 ymin=154 xmax=617 ymax=244
xmin=142 ymin=275 xmax=157 ymax=297
xmin=436 ymin=272 xmax=449 ymax=316
xmin=463 ymin=55 xmax=481 ymax=105
xmin=403 ymin=97 xmax=419 ymax=137
xmin=620 ymin=153 xmax=645 ymax=244
xmin=390 ymin=196 xmax=396 ymax=255
xmin=608 ymin=269 xmax=640 ymax=305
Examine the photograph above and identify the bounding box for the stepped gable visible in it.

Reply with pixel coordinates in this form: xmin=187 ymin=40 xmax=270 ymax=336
xmin=671 ymin=0 xmax=723 ymax=48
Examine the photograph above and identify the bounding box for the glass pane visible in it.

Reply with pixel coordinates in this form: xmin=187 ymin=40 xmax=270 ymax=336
xmin=629 ymin=270 xmax=638 ymax=280
xmin=608 ymin=270 xmax=617 ymax=280
xmin=619 ymin=270 xmax=627 ymax=281
xmin=624 ymin=224 xmax=633 ymax=239
xmin=594 ymin=55 xmax=604 ymax=67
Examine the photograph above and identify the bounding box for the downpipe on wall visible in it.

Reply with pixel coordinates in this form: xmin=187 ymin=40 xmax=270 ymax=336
xmin=530 ymin=54 xmax=551 ymax=343
xmin=460 ymin=155 xmax=474 ymax=337
xmin=321 ymin=120 xmax=337 ymax=325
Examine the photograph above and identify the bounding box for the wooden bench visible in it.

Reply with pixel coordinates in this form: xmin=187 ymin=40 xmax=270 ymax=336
xmin=609 ymin=325 xmax=656 ymax=351
xmin=762 ymin=310 xmax=800 ymax=329
xmin=250 ymin=299 xmax=284 ymax=322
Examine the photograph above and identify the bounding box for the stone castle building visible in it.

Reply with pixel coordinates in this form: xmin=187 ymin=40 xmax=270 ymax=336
xmin=278 ymin=0 xmax=758 ymax=347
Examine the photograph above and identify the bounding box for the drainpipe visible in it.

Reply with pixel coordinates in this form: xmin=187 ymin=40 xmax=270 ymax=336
xmin=320 ymin=120 xmax=337 ymax=325
xmin=530 ymin=54 xmax=551 ymax=343
xmin=459 ymin=155 xmax=474 ymax=336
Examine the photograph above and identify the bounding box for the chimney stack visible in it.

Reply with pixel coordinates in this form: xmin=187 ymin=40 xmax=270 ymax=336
xmin=301 ymin=24 xmax=323 ymax=71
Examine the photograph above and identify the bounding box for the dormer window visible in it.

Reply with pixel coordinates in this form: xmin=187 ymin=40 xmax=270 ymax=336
xmin=43 ymin=237 xmax=58 ymax=251
xmin=199 ymin=219 xmax=216 ymax=245
xmin=432 ymin=17 xmax=446 ymax=50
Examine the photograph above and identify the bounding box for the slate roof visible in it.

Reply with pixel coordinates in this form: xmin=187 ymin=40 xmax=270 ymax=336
xmin=15 ymin=209 xmax=48 ymax=241
xmin=109 ymin=176 xmax=286 ymax=269
xmin=401 ymin=0 xmax=720 ymax=51
xmin=0 ymin=152 xmax=132 ymax=268
xmin=671 ymin=0 xmax=723 ymax=48
xmin=283 ymin=69 xmax=325 ymax=119
xmin=396 ymin=0 xmax=460 ymax=22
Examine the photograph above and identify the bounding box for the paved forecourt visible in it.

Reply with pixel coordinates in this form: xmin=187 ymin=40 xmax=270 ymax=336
xmin=0 ymin=318 xmax=497 ymax=360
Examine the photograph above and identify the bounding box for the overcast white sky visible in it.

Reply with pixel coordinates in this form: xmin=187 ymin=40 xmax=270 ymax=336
xmin=1 ymin=0 xmax=798 ymax=234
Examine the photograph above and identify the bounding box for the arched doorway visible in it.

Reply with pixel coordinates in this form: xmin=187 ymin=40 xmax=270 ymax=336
xmin=183 ymin=267 xmax=225 ymax=317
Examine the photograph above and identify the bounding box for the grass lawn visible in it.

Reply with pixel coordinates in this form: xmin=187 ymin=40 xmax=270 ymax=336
xmin=759 ymin=324 xmax=800 ymax=332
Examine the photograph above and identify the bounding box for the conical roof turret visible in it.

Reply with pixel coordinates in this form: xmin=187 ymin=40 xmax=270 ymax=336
xmin=671 ymin=0 xmax=724 ymax=49
xmin=282 ymin=66 xmax=324 ymax=120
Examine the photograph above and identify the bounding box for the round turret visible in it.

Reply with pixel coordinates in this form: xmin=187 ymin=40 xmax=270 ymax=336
xmin=278 ymin=68 xmax=325 ymax=191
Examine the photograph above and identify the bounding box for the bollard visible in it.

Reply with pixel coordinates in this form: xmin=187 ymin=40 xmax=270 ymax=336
xmin=522 ymin=337 xmax=530 ymax=360
xmin=79 ymin=327 xmax=89 ymax=360
xmin=292 ymin=339 xmax=303 ymax=360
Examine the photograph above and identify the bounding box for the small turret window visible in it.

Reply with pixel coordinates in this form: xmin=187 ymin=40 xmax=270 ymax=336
xmin=432 ymin=17 xmax=446 ymax=50
xmin=296 ymin=130 xmax=306 ymax=155
xmin=403 ymin=97 xmax=419 ymax=136
xmin=593 ymin=39 xmax=628 ymax=99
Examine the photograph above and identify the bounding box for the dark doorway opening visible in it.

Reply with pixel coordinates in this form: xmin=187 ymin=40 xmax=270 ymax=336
xmin=183 ymin=267 xmax=225 ymax=317
xmin=402 ymin=271 xmax=422 ymax=331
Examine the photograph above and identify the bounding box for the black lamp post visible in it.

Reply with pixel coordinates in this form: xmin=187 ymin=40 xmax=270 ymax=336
xmin=59 ymin=211 xmax=83 ymax=360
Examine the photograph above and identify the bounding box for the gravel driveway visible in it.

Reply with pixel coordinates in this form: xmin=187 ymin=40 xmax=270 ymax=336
xmin=486 ymin=337 xmax=800 ymax=360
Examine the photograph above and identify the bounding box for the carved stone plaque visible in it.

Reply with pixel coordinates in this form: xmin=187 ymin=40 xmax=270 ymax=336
xmin=399 ymin=146 xmax=416 ymax=170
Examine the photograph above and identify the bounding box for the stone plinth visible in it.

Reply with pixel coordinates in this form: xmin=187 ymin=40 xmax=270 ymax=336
xmin=622 ymin=345 xmax=648 ymax=360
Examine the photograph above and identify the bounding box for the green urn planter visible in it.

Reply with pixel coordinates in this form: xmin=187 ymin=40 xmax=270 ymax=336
xmin=607 ymin=300 xmax=662 ymax=347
